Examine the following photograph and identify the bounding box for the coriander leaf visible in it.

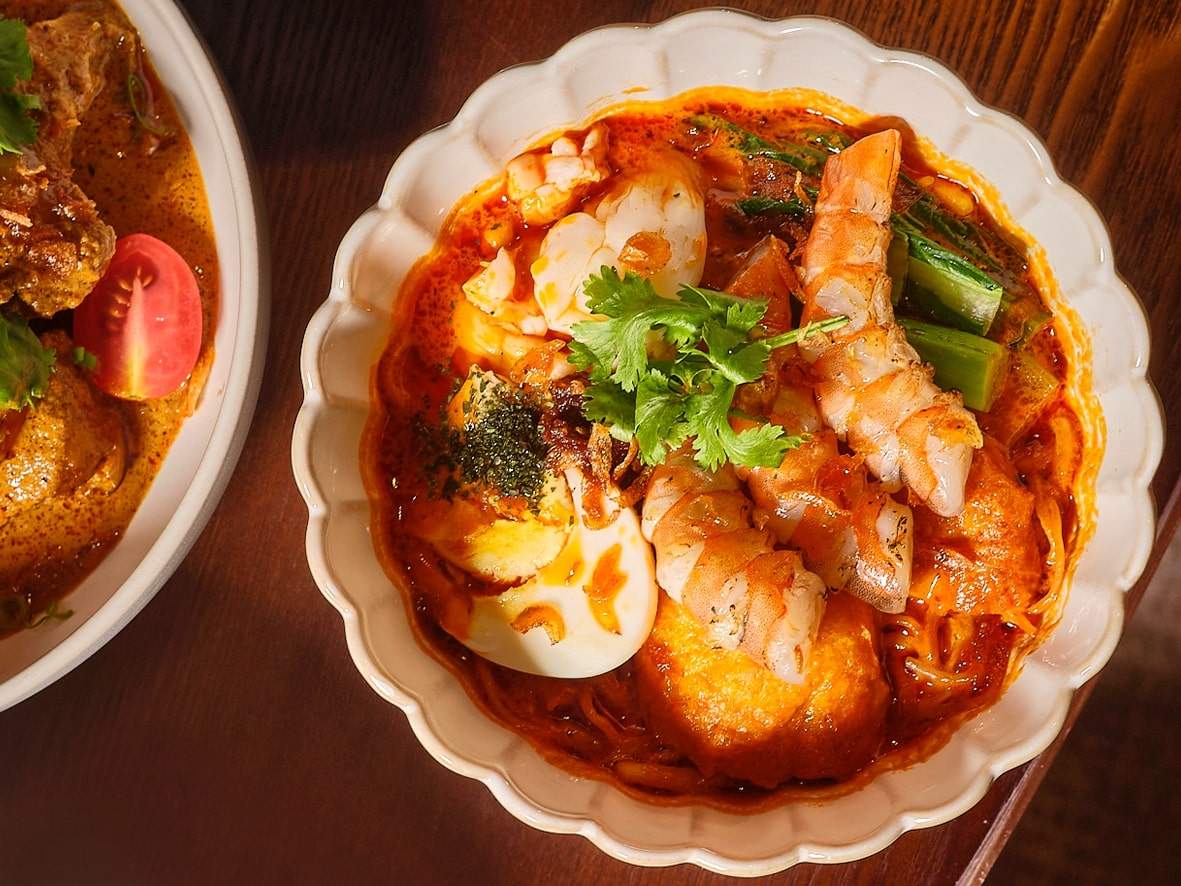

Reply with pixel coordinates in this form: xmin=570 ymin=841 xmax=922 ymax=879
xmin=575 ymin=269 xmax=702 ymax=391
xmin=664 ymin=352 xmax=713 ymax=389
xmin=701 ymin=321 xmax=771 ymax=384
xmin=583 ymin=377 xmax=636 ymax=442
xmin=684 ymin=375 xmax=804 ymax=471
xmin=569 ymin=267 xmax=838 ymax=472
xmin=726 ymin=422 xmax=806 ymax=468
xmin=683 ymin=377 xmax=738 ymax=471
xmin=566 ymin=338 xmax=610 ymax=382
xmin=0 ymin=313 xmax=54 ymax=412
xmin=676 ymin=284 xmax=767 ymax=332
xmin=634 ymin=370 xmax=689 ymax=465
xmin=0 ymin=18 xmax=33 ymax=89
xmin=0 ymin=90 xmax=37 ymax=154
xmin=0 ymin=17 xmax=37 ymax=155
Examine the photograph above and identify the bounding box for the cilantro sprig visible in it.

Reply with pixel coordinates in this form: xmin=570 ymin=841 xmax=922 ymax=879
xmin=569 ymin=268 xmax=848 ymax=471
xmin=0 ymin=312 xmax=55 ymax=413
xmin=0 ymin=16 xmax=39 ymax=155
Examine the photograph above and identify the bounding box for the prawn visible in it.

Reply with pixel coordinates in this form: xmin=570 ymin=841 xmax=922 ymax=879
xmin=738 ymin=377 xmax=913 ymax=613
xmin=723 ymin=236 xmax=913 ymax=612
xmin=531 ymin=152 xmax=707 ymax=334
xmin=800 ymin=130 xmax=982 ymax=517
xmin=506 ymin=123 xmax=610 ymax=225
xmin=640 ymin=451 xmax=825 ymax=683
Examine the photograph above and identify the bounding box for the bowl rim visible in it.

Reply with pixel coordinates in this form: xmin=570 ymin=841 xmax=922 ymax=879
xmin=0 ymin=0 xmax=269 ymax=712
xmin=293 ymin=8 xmax=1162 ymax=874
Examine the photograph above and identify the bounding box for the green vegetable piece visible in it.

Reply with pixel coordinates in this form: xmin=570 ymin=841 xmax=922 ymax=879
xmin=27 ymin=600 xmax=73 ymax=629
xmin=894 ymin=179 xmax=1000 ymax=271
xmin=0 ymin=16 xmax=39 ymax=155
xmin=689 ymin=113 xmax=826 ymax=173
xmin=572 ymin=268 xmax=704 ymax=390
xmin=735 ymin=196 xmax=808 ymax=219
xmin=887 ymin=229 xmax=909 ymax=306
xmin=72 ymin=346 xmax=98 ymax=371
xmin=0 ymin=313 xmax=55 ymax=412
xmin=900 ymin=228 xmax=1004 ymax=335
xmin=801 ymin=129 xmax=852 ymax=153
xmin=127 ymin=71 xmax=174 ymax=138
xmin=898 ymin=316 xmax=1009 ymax=411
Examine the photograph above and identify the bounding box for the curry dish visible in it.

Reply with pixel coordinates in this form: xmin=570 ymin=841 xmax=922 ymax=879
xmin=0 ymin=1 xmax=217 ymax=636
xmin=363 ymin=88 xmax=1097 ymax=805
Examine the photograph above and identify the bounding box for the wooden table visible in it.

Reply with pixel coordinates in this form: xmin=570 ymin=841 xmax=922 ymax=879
xmin=4 ymin=1 xmax=1179 ymax=883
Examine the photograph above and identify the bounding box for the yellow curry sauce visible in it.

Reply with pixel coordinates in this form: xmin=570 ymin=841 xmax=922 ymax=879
xmin=364 ymin=89 xmax=1098 ymax=807
xmin=0 ymin=0 xmax=218 ymax=633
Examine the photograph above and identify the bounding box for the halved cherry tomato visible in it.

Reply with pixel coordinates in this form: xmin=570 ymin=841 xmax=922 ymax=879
xmin=74 ymin=233 xmax=203 ymax=400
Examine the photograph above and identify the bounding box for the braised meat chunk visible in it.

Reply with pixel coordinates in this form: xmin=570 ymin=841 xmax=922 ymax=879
xmin=0 ymin=3 xmax=132 ymax=316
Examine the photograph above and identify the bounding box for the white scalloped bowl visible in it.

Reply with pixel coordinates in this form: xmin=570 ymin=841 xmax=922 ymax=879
xmin=0 ymin=0 xmax=265 ymax=711
xmin=292 ymin=11 xmax=1161 ymax=875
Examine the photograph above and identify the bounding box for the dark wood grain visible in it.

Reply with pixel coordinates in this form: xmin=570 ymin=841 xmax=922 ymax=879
xmin=2 ymin=1 xmax=1178 ymax=884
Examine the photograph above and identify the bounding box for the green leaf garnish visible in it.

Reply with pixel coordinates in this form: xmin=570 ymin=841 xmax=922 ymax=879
xmin=0 ymin=16 xmax=39 ymax=155
xmin=27 ymin=599 xmax=73 ymax=629
xmin=0 ymin=313 xmax=55 ymax=412
xmin=690 ymin=113 xmax=827 ymax=173
xmin=569 ymin=269 xmax=847 ymax=472
xmin=735 ymin=195 xmax=809 ymax=219
xmin=72 ymin=346 xmax=98 ymax=370
xmin=127 ymin=70 xmax=173 ymax=138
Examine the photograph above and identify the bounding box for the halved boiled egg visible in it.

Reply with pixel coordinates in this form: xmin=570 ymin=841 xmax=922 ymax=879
xmin=462 ymin=469 xmax=657 ymax=678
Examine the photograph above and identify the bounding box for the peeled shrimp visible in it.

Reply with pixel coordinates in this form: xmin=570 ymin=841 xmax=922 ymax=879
xmin=531 ymin=153 xmax=707 ymax=334
xmin=800 ymin=130 xmax=982 ymax=517
xmin=641 ymin=451 xmax=825 ymax=683
xmin=506 ymin=123 xmax=610 ymax=225
xmin=738 ymin=379 xmax=913 ymax=613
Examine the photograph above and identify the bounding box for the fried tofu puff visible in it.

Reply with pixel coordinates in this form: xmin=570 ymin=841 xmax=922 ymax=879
xmin=634 ymin=592 xmax=889 ymax=788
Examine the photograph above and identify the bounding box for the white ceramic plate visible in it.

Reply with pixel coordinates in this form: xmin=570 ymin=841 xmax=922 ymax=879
xmin=292 ymin=10 xmax=1161 ymax=875
xmin=0 ymin=0 xmax=266 ymax=711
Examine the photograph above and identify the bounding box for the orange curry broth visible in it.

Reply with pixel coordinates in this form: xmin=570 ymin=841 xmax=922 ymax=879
xmin=0 ymin=0 xmax=219 ymax=630
xmin=362 ymin=89 xmax=1094 ymax=808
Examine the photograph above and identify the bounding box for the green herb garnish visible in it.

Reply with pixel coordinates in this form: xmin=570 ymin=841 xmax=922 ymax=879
xmin=450 ymin=370 xmax=547 ymax=503
xmin=690 ymin=113 xmax=826 ymax=174
xmin=72 ymin=346 xmax=98 ymax=370
xmin=735 ymin=195 xmax=808 ymax=219
xmin=27 ymin=600 xmax=73 ymax=629
xmin=0 ymin=313 xmax=54 ymax=412
xmin=569 ymin=268 xmax=848 ymax=471
xmin=0 ymin=16 xmax=40 ymax=154
xmin=127 ymin=70 xmax=173 ymax=138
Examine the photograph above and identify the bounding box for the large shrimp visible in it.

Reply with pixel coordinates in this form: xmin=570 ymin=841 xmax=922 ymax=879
xmin=531 ymin=152 xmax=707 ymax=334
xmin=722 ymin=236 xmax=913 ymax=611
xmin=738 ymin=377 xmax=913 ymax=613
xmin=800 ymin=130 xmax=982 ymax=517
xmin=640 ymin=451 xmax=826 ymax=683
xmin=506 ymin=123 xmax=610 ymax=226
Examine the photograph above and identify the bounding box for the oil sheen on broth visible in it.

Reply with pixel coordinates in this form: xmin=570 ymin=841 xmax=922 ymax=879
xmin=363 ymin=89 xmax=1091 ymax=806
